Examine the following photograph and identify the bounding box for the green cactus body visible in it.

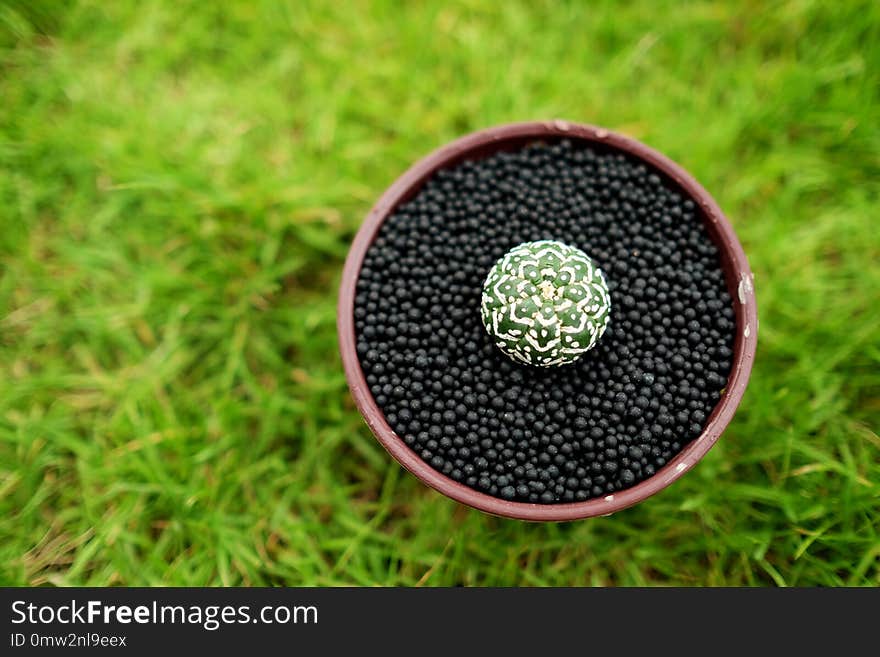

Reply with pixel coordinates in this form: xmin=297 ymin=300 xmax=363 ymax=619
xmin=480 ymin=240 xmax=611 ymax=367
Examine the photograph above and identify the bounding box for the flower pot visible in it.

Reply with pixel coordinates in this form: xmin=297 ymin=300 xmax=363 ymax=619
xmin=338 ymin=120 xmax=757 ymax=521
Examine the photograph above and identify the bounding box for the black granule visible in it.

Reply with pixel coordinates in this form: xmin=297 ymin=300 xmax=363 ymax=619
xmin=353 ymin=140 xmax=735 ymax=503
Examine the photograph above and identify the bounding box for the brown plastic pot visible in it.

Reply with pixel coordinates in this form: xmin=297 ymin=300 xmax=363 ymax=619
xmin=338 ymin=120 xmax=757 ymax=521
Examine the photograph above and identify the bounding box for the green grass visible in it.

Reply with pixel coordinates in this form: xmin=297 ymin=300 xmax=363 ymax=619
xmin=1 ymin=0 xmax=878 ymax=586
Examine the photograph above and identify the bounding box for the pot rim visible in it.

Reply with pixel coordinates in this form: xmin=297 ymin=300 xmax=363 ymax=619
xmin=337 ymin=120 xmax=757 ymax=521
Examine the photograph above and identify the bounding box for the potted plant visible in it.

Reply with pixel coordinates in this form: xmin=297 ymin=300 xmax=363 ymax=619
xmin=338 ymin=121 xmax=757 ymax=521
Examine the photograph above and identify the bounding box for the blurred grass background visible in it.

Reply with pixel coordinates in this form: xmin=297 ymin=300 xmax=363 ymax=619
xmin=1 ymin=0 xmax=878 ymax=586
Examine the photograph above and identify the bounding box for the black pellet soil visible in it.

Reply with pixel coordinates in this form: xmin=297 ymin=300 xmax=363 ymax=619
xmin=354 ymin=140 xmax=735 ymax=503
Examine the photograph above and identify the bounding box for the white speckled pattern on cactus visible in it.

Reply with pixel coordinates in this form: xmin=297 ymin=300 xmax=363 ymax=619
xmin=480 ymin=240 xmax=611 ymax=367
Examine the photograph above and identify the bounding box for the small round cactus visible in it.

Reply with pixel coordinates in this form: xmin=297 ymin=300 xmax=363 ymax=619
xmin=480 ymin=240 xmax=611 ymax=367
